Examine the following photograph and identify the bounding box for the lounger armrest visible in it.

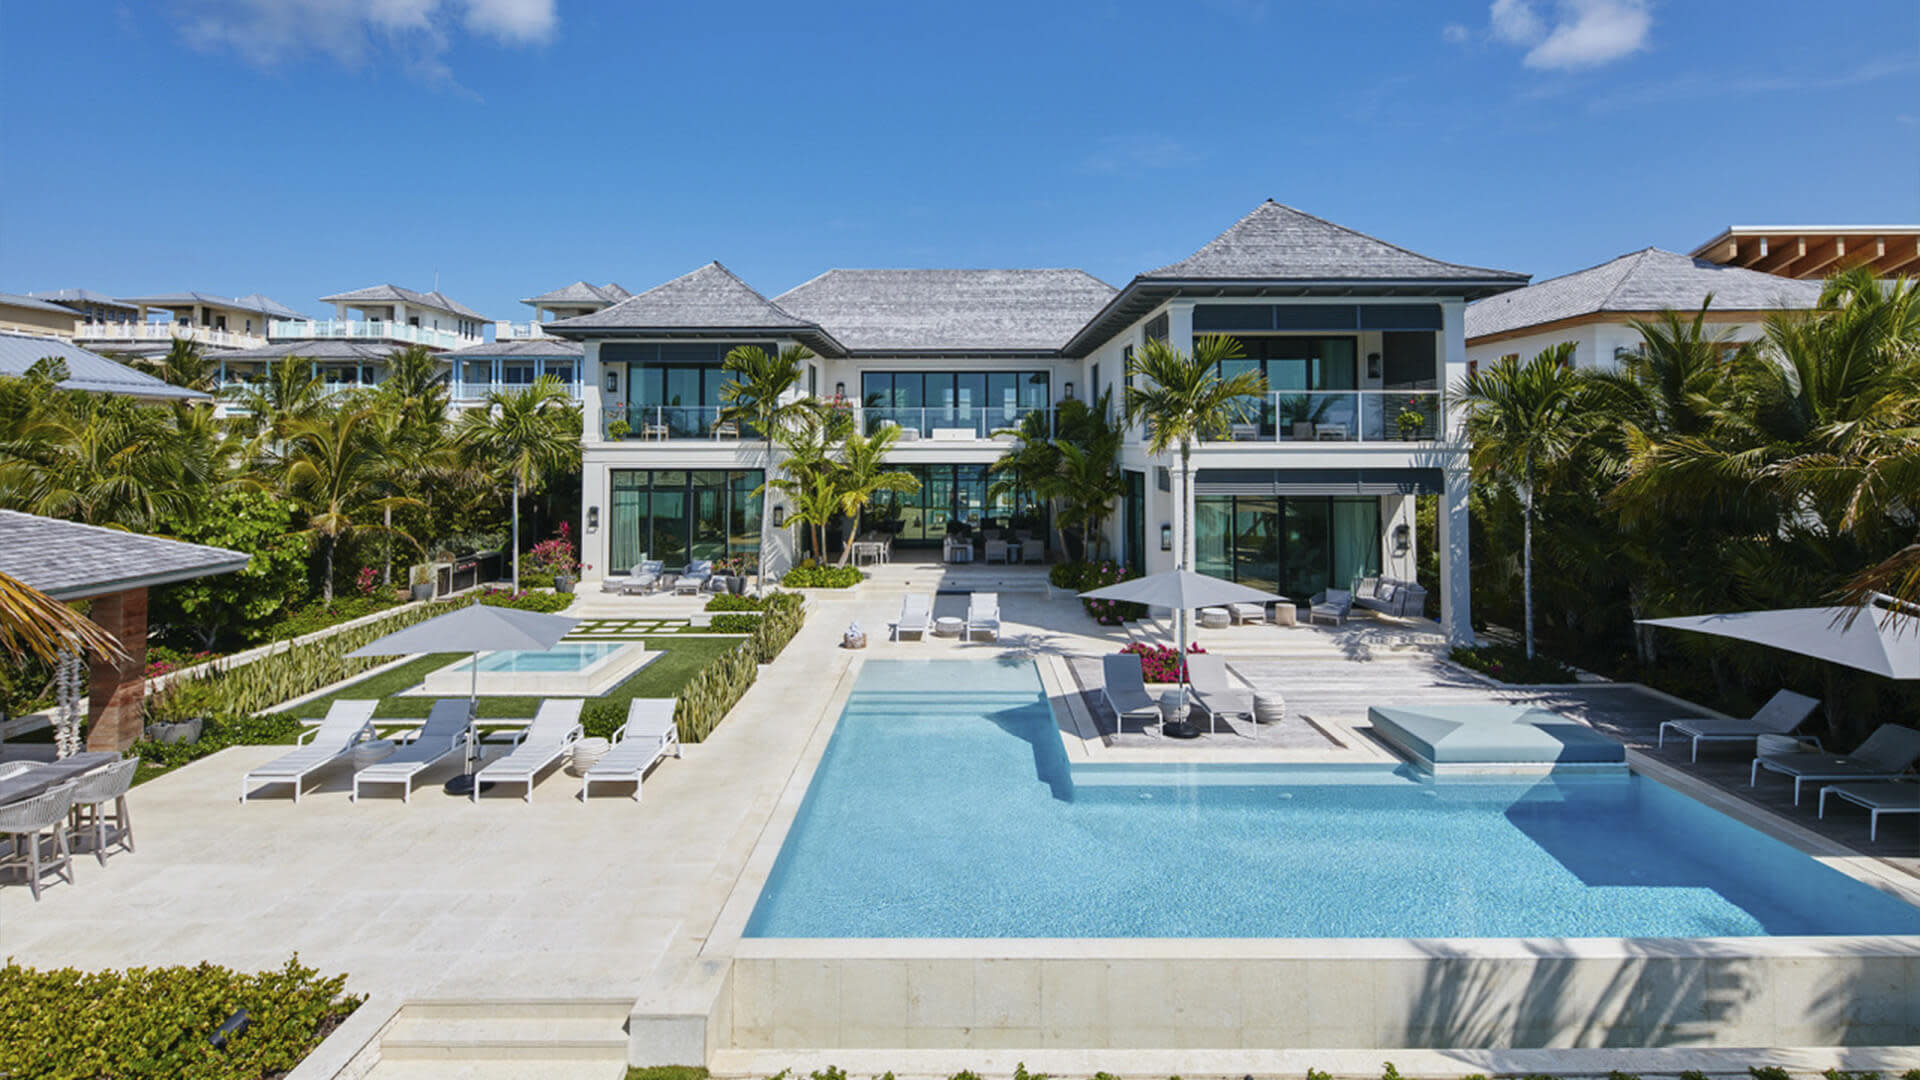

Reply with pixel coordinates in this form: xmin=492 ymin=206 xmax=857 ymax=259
xmin=508 ymin=726 xmax=531 ymax=747
xmin=297 ymin=725 xmax=319 ymax=747
xmin=608 ymin=722 xmax=629 ymax=745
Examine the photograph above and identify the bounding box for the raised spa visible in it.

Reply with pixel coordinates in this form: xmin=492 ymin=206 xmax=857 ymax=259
xmin=419 ymin=641 xmax=655 ymax=697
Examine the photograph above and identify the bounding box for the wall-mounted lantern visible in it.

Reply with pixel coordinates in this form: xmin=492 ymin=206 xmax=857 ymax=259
xmin=587 ymin=506 xmax=600 ymax=532
xmin=1160 ymin=524 xmax=1173 ymax=552
xmin=604 ymin=369 xmax=619 ymax=393
xmin=1063 ymin=382 xmax=1075 ymax=401
xmin=1392 ymin=523 xmax=1411 ymax=556
xmin=771 ymin=505 xmax=786 ymax=529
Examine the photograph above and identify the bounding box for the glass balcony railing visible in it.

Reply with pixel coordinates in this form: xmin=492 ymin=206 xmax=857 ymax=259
xmin=859 ymin=406 xmax=1051 ymax=441
xmin=269 ymin=319 xmax=476 ymax=350
xmin=602 ymin=404 xmax=756 ymax=441
xmin=1208 ymin=390 xmax=1445 ymax=443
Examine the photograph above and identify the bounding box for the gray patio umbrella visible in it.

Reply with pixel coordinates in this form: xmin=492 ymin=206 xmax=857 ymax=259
xmin=1081 ymin=569 xmax=1285 ymax=738
xmin=1638 ymin=593 xmax=1919 ymax=680
xmin=348 ymin=601 xmax=579 ymax=793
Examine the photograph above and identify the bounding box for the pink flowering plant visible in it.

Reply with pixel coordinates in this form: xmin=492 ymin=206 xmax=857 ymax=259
xmin=1120 ymin=641 xmax=1206 ymax=683
xmin=1049 ymin=559 xmax=1148 ymax=625
xmin=355 ymin=566 xmax=380 ymax=596
xmin=518 ymin=523 xmax=581 ymax=580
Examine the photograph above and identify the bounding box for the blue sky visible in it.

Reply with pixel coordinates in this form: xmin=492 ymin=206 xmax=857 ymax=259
xmin=2 ymin=1 xmax=1915 ymax=324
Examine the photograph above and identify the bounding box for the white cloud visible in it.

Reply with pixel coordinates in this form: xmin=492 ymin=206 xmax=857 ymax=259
xmin=173 ymin=0 xmax=555 ymax=79
xmin=1478 ymin=0 xmax=1650 ymax=70
xmin=1441 ymin=23 xmax=1471 ymax=44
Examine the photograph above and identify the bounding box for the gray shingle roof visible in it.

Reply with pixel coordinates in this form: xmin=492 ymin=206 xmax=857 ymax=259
xmin=319 ymin=284 xmax=488 ymax=322
xmin=1465 ymin=248 xmax=1827 ymax=340
xmin=0 ymin=292 xmax=80 ymax=316
xmin=26 ymin=289 xmax=138 ymax=310
xmin=774 ymin=269 xmax=1117 ymax=353
xmin=0 ymin=333 xmax=208 ymax=401
xmin=520 ymin=281 xmax=632 ymax=307
xmin=443 ymin=338 xmax=584 ymax=359
xmin=0 ymin=510 xmax=250 ymax=600
xmin=210 ymin=340 xmax=408 ymax=362
xmin=118 ymin=291 xmax=304 ymax=320
xmin=1147 ymin=200 xmax=1528 ymax=284
xmin=544 ymin=262 xmax=827 ymax=337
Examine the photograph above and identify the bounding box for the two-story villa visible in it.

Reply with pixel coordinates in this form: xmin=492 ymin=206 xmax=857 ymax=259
xmin=434 ymin=282 xmax=627 ymax=409
xmin=551 ymin=201 xmax=1525 ymax=643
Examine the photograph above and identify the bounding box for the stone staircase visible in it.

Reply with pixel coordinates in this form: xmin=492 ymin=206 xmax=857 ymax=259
xmin=362 ymin=999 xmax=631 ymax=1080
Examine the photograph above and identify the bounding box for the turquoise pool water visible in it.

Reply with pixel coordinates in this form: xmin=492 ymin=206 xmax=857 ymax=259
xmin=453 ymin=642 xmax=625 ymax=674
xmin=743 ymin=659 xmax=1920 ymax=939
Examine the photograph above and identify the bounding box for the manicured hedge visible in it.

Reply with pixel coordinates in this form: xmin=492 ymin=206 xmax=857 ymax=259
xmin=0 ymin=955 xmax=360 ymax=1080
xmin=581 ymin=594 xmax=806 ymax=744
xmin=706 ymin=592 xmax=778 ymax=612
xmin=708 ymin=613 xmax=764 ymax=634
xmin=780 ymin=563 xmax=863 ymax=589
xmin=476 ymin=589 xmax=575 ymax=613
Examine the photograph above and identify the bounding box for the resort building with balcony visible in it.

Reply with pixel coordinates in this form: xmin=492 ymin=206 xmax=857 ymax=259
xmin=551 ymin=201 xmax=1525 ymax=643
xmin=1465 ymin=247 xmax=1823 ymax=373
xmin=22 ymin=289 xmax=301 ymax=356
xmin=270 ymin=284 xmax=489 ymax=352
xmin=0 ymin=293 xmax=80 ymax=340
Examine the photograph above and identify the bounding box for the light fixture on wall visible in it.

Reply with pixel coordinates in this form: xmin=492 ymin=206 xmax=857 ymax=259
xmin=587 ymin=506 xmax=600 ymax=532
xmin=604 ymin=369 xmax=618 ymax=393
xmin=1392 ymin=523 xmax=1411 ymax=557
xmin=835 ymin=381 xmax=845 ymax=399
xmin=1160 ymin=524 xmax=1173 ymax=552
xmin=1367 ymin=352 xmax=1382 ymax=380
xmin=1064 ymin=382 xmax=1075 ymax=401
xmin=771 ymin=505 xmax=785 ymax=529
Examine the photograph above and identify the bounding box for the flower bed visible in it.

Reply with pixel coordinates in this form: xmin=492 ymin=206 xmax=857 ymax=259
xmin=1119 ymin=641 xmax=1206 ymax=683
xmin=0 ymin=955 xmax=360 ymax=1080
xmin=1051 ymin=560 xmax=1146 ymax=624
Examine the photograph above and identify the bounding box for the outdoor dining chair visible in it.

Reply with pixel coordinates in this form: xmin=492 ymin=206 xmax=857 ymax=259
xmin=66 ymin=757 xmax=137 ymax=866
xmin=0 ymin=780 xmax=77 ymax=900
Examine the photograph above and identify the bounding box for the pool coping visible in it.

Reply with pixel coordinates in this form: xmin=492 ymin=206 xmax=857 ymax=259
xmin=689 ymin=652 xmax=1920 ymax=1058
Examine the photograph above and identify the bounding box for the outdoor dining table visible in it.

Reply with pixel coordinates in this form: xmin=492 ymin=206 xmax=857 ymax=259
xmin=0 ymin=751 xmax=119 ymax=808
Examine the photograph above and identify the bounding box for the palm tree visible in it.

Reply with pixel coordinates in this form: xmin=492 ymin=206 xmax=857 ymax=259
xmin=0 ymin=391 xmax=203 ymax=530
xmin=0 ymin=570 xmax=124 ymax=665
xmin=719 ymin=344 xmax=819 ymax=592
xmin=228 ymin=355 xmax=327 ymax=464
xmin=455 ymin=375 xmax=582 ymax=592
xmin=1456 ymin=343 xmax=1590 ymax=659
xmin=279 ymin=407 xmax=418 ymax=602
xmin=831 ymin=424 xmax=919 ymax=565
xmin=762 ymin=406 xmax=851 ymax=563
xmin=157 ymin=337 xmax=220 ymax=393
xmin=1123 ymin=335 xmax=1265 ymax=570
xmin=378 ymin=345 xmax=451 ymax=433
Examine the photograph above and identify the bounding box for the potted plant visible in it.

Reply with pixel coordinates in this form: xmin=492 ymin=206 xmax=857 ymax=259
xmin=1395 ymin=404 xmax=1427 ymax=441
xmin=143 ymin=679 xmax=210 ymax=745
xmin=408 ymin=564 xmax=436 ymax=602
xmin=605 ymin=418 xmax=631 ymax=441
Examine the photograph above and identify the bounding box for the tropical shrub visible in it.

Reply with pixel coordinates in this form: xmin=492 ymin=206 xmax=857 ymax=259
xmin=1120 ymin=641 xmax=1204 ymax=683
xmin=1052 ymin=560 xmax=1146 ymax=624
xmin=746 ymin=592 xmax=805 ymax=662
xmin=676 ymin=641 xmax=759 ymax=742
xmin=474 ymin=589 xmax=574 ymax=613
xmin=781 ymin=563 xmax=862 ymax=589
xmin=129 ymin=713 xmax=306 ymax=772
xmin=148 ymin=490 xmax=311 ymax=651
xmin=1450 ymin=644 xmax=1577 ymax=685
xmin=581 ymin=698 xmax=624 ymax=741
xmin=708 ymin=613 xmax=763 ymax=634
xmin=267 ymin=593 xmax=408 ymax=641
xmin=705 ymin=591 xmax=784 ymax=612
xmin=517 ymin=524 xmax=581 ymax=582
xmin=0 ymin=955 xmax=360 ymax=1080
xmin=145 ymin=644 xmax=217 ymax=678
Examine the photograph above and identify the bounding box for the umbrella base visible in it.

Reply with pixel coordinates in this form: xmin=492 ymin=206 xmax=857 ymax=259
xmin=1162 ymin=720 xmax=1203 ymax=740
xmin=443 ymin=775 xmax=495 ymax=797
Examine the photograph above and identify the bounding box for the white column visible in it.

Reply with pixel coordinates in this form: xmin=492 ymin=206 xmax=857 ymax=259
xmin=1440 ymin=300 xmax=1468 ymax=440
xmin=580 ymin=342 xmax=604 ymax=444
xmin=1438 ymin=463 xmax=1473 ymax=645
xmin=581 ymin=460 xmax=609 ymax=585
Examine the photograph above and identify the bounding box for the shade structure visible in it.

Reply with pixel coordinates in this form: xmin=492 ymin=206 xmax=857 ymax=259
xmin=348 ymin=600 xmax=580 ymax=794
xmin=347 ymin=603 xmax=578 ymax=659
xmin=1080 ymin=568 xmax=1284 ymax=610
xmin=1081 ymin=569 xmax=1285 ymax=738
xmin=1638 ymin=594 xmax=1919 ymax=680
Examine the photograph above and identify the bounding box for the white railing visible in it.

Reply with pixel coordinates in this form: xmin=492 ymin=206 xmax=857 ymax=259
xmin=76 ymin=322 xmax=267 ymax=350
xmin=269 ymin=319 xmax=476 ymax=350
xmin=452 ymin=380 xmax=582 ymax=403
xmin=495 ymin=321 xmax=548 ymax=340
xmin=858 ymin=406 xmax=1052 ymax=441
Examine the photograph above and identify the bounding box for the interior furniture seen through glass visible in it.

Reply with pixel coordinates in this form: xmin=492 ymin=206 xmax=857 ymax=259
xmin=608 ymin=469 xmax=763 ymax=572
xmin=1194 ymin=494 xmax=1380 ymax=598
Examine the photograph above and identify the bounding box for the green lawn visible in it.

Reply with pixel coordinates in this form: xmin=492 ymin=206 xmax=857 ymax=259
xmin=287 ymin=637 xmax=739 ymax=721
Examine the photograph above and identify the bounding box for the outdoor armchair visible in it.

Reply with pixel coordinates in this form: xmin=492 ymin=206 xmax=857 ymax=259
xmin=674 ymin=560 xmax=714 ymax=595
xmin=0 ymin=780 xmax=76 ymax=900
xmin=620 ymin=560 xmax=666 ymax=596
xmin=1309 ymin=589 xmax=1352 ymax=626
xmin=241 ymin=699 xmax=378 ymax=804
xmin=582 ymin=698 xmax=681 ymax=801
xmin=1657 ymin=689 xmax=1821 ymax=762
xmin=473 ymin=699 xmax=585 ymax=802
xmin=1749 ymin=724 xmax=1920 ymax=804
xmin=351 ymin=699 xmax=473 ymax=804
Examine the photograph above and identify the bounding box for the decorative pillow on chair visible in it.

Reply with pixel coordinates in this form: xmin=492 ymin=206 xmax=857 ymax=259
xmin=1378 ymin=583 xmax=1397 ymax=602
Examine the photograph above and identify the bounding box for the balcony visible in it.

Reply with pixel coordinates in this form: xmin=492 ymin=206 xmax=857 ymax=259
xmin=453 ymin=380 xmax=583 ymax=404
xmin=602 ymin=405 xmax=752 ymax=441
xmin=269 ymin=319 xmax=476 ymax=350
xmin=495 ymin=321 xmax=549 ymax=340
xmin=76 ymin=322 xmax=267 ymax=350
xmin=858 ymin=406 xmax=1050 ymax=442
xmin=1141 ymin=390 xmax=1445 ymax=444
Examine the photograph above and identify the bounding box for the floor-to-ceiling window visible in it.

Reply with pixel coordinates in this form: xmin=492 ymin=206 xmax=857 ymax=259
xmin=604 ymin=342 xmax=775 ymax=438
xmin=865 ymin=463 xmax=1043 ymax=545
xmin=861 ymin=370 xmax=1050 ymax=436
xmin=608 ymin=469 xmax=763 ymax=572
xmin=1216 ymin=336 xmax=1358 ymax=438
xmin=1193 ymin=494 xmax=1379 ymax=598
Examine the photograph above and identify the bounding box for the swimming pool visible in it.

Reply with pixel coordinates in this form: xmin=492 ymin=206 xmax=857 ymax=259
xmin=743 ymin=658 xmax=1920 ymax=939
xmin=418 ymin=640 xmax=655 ymax=697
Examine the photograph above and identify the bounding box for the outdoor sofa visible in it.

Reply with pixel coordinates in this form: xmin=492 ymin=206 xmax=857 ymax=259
xmin=1352 ymin=576 xmax=1429 ymax=619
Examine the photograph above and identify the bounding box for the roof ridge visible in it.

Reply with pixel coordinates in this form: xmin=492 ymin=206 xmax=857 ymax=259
xmin=1596 ymin=248 xmax=1662 ymax=310
xmin=1255 ymin=199 xmax=1521 ymax=279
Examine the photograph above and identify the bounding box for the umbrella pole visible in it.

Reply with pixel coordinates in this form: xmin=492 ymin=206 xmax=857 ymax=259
xmin=444 ymin=650 xmax=487 ymax=797
xmin=1164 ymin=605 xmax=1201 ymax=740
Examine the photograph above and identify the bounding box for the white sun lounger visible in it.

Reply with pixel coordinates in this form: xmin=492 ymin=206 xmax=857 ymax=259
xmin=967 ymin=592 xmax=1001 ymax=641
xmin=1185 ymin=653 xmax=1254 ymax=735
xmin=581 ymin=698 xmax=681 ymax=801
xmin=351 ymin=699 xmax=472 ymax=804
xmin=473 ymin=699 xmax=584 ymax=802
xmin=893 ymin=593 xmax=931 ymax=640
xmin=1658 ymin=689 xmax=1821 ymax=762
xmin=1101 ymin=654 xmax=1161 ymax=730
xmin=1750 ymin=724 xmax=1920 ymax=805
xmin=241 ymin=700 xmax=377 ymax=804
xmin=1819 ymin=781 xmax=1920 ymax=842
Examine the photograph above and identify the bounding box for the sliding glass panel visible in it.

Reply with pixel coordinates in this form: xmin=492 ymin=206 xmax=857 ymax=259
xmin=1022 ymin=372 xmax=1050 ymax=410
xmin=609 ymin=471 xmax=645 ymax=572
xmin=955 ymin=373 xmax=986 ymax=431
xmin=1282 ymin=497 xmax=1331 ymax=599
xmin=1331 ymin=497 xmax=1381 ymax=590
xmin=691 ymin=471 xmax=727 ymax=560
xmin=1195 ymin=497 xmax=1233 ymax=582
xmin=1317 ymin=338 xmax=1358 ymax=390
xmin=1232 ymin=497 xmax=1281 ymax=593
xmin=988 ymin=373 xmax=1019 ymax=420
xmin=729 ymin=471 xmax=763 ymax=566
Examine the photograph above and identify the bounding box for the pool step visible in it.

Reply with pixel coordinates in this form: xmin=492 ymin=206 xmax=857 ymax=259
xmin=366 ymin=999 xmax=630 ymax=1076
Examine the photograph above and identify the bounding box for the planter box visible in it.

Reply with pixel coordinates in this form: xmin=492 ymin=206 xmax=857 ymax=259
xmin=147 ymin=718 xmax=203 ymax=745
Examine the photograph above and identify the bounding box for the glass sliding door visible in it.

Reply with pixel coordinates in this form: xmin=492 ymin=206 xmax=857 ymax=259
xmin=1232 ymin=497 xmax=1281 ymax=593
xmin=1190 ymin=493 xmax=1381 ymax=598
xmin=608 ymin=468 xmax=763 ymax=570
xmin=1195 ymin=497 xmax=1232 ymax=580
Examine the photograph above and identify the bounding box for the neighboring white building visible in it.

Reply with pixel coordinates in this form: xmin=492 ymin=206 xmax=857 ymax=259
xmin=1465 ymin=247 xmax=1824 ymax=373
xmin=270 ymin=284 xmax=490 ymax=351
xmin=548 ymin=201 xmax=1527 ymax=644
xmin=23 ymin=290 xmax=301 ymax=355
